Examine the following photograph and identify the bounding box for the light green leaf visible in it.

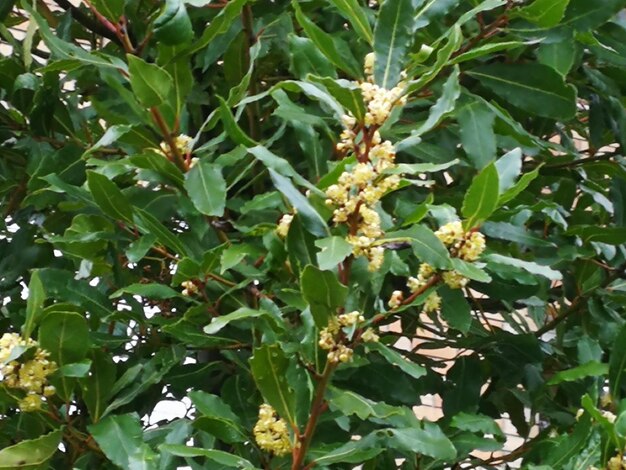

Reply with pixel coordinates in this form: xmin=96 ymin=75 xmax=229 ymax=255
xmin=57 ymin=359 xmax=92 ymax=378
xmin=87 ymin=171 xmax=134 ymax=223
xmin=289 ymin=35 xmax=337 ymax=79
xmin=293 ymin=1 xmax=361 ymax=77
xmin=204 ymin=308 xmax=276 ymax=335
xmin=518 ymin=0 xmax=570 ymax=28
xmin=184 ymin=0 xmax=249 ymax=55
xmin=329 ymin=0 xmax=373 ymax=44
xmin=562 ymin=0 xmax=626 ymax=30
xmin=440 ymin=286 xmax=472 ymax=333
xmin=269 ymin=169 xmax=329 ymax=237
xmin=386 ymin=424 xmax=457 ymax=460
xmin=458 ymin=99 xmax=496 ymax=170
xmin=315 ymin=236 xmax=353 ymax=271
xmin=548 ymin=361 xmax=608 ymax=385
xmin=22 ymin=270 xmax=45 ymax=338
xmin=154 ymin=0 xmax=193 ymax=46
xmin=498 ymin=165 xmax=542 ymax=205
xmin=328 ymin=387 xmax=405 ymax=420
xmin=110 ymin=283 xmax=182 ymax=300
xmin=374 ymin=0 xmax=415 ymax=88
xmin=367 ymin=342 xmax=426 ymax=379
xmin=495 ymin=148 xmax=523 ymax=194
xmin=466 ymin=64 xmax=577 ymax=120
xmin=451 ymin=412 xmax=504 ymax=437
xmin=537 ymin=40 xmax=576 ymax=77
xmin=0 ymin=430 xmax=62 ymax=469
xmin=80 ymin=350 xmax=116 ymax=422
xmin=450 ymin=259 xmax=492 ymax=283
xmin=218 ymin=96 xmax=256 ymax=147
xmin=387 ymin=226 xmax=452 ymax=270
xmin=158 ymin=445 xmax=257 ymax=469
xmin=485 ymin=254 xmax=562 ymax=281
xmin=301 ymin=265 xmax=347 ymax=328
xmin=306 ymin=76 xmax=366 ymax=122
xmin=189 ymin=391 xmax=247 ymax=443
xmin=127 ymin=55 xmax=173 ymax=107
xmin=610 ymin=323 xmax=626 ymax=400
xmin=249 ymin=344 xmax=297 ymax=425
xmin=89 ymin=414 xmax=156 ymax=470
xmin=461 ymin=162 xmax=500 ymax=229
xmin=184 ymin=159 xmax=227 ymax=216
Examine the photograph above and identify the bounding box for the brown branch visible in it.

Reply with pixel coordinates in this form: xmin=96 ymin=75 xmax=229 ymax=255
xmin=52 ymin=0 xmax=121 ymax=45
xmin=291 ymin=362 xmax=337 ymax=470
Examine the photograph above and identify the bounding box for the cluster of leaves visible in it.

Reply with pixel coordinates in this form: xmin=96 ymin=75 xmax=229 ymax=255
xmin=2 ymin=0 xmax=626 ymax=468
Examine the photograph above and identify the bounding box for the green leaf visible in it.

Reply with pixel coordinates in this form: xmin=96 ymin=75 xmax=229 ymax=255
xmin=127 ymin=55 xmax=173 ymax=107
xmin=269 ymin=169 xmax=329 ymax=237
xmin=566 ymin=226 xmax=626 ymax=245
xmin=414 ymin=65 xmax=461 ymax=137
xmin=498 ymin=165 xmax=542 ymax=205
xmin=440 ymin=286 xmax=472 ymax=333
xmin=184 ymin=0 xmax=249 ymax=55
xmin=328 ymin=0 xmax=373 ymax=44
xmin=609 ymin=323 xmax=626 ymax=400
xmin=385 ymin=424 xmax=457 ymax=460
xmin=292 ymin=2 xmax=360 ymax=77
xmin=547 ymin=361 xmax=608 ymax=385
xmin=218 ymin=96 xmax=256 ymax=147
xmin=134 ymin=208 xmax=189 ymax=257
xmin=22 ymin=270 xmax=45 ymax=338
xmin=315 ymin=236 xmax=353 ymax=271
xmin=461 ymin=162 xmax=500 ymax=229
xmin=485 ymin=254 xmax=562 ymax=281
xmin=301 ymin=265 xmax=347 ymax=328
xmin=328 ymin=387 xmax=404 ymax=420
xmin=189 ymin=391 xmax=247 ymax=443
xmin=545 ymin=415 xmax=592 ymax=467
xmin=204 ymin=308 xmax=276 ymax=335
xmin=154 ymin=0 xmax=193 ymax=46
xmin=537 ymin=40 xmax=576 ymax=77
xmin=518 ymin=0 xmax=570 ymax=28
xmin=313 ymin=434 xmax=383 ymax=465
xmin=184 ymin=159 xmax=227 ymax=216
xmin=87 ymin=171 xmax=134 ymax=223
xmin=89 ymin=414 xmax=157 ymax=470
xmin=387 ymin=226 xmax=451 ymax=270
xmin=158 ymin=445 xmax=256 ymax=469
xmin=80 ymin=350 xmax=116 ymax=422
xmin=249 ymin=344 xmax=297 ymax=425
xmin=451 ymin=412 xmax=504 ymax=437
xmin=91 ymin=0 xmax=125 ymax=21
xmin=562 ymin=0 xmax=626 ymax=30
xmin=450 ymin=41 xmax=525 ymax=65
xmin=0 ymin=430 xmax=62 ymax=469
xmin=367 ymin=342 xmax=426 ymax=379
xmin=306 ymin=76 xmax=366 ymax=122
xmin=450 ymin=258 xmax=492 ymax=283
xmin=466 ymin=64 xmax=577 ymax=120
xmin=458 ymin=98 xmax=496 ymax=170
xmin=39 ymin=310 xmax=90 ymax=366
xmin=57 ymin=359 xmax=92 ymax=378
xmin=495 ymin=148 xmax=523 ymax=194
xmin=288 ymin=35 xmax=337 ymax=79
xmin=374 ymin=0 xmax=415 ymax=88
xmin=110 ymin=283 xmax=182 ymax=300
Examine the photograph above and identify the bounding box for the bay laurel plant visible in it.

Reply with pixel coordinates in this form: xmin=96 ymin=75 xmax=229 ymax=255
xmin=2 ymin=0 xmax=626 ymax=468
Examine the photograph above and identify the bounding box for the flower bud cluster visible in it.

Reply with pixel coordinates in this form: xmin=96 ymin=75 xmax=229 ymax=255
xmin=181 ymin=280 xmax=198 ymax=296
xmin=402 ymin=222 xmax=486 ymax=313
xmin=253 ymin=404 xmax=291 ymax=456
xmin=276 ymin=213 xmax=294 ymax=238
xmin=0 ymin=333 xmax=57 ymax=412
xmin=318 ymin=311 xmax=378 ymax=364
xmin=158 ymin=134 xmax=193 ymax=158
xmin=388 ymin=290 xmax=404 ymax=309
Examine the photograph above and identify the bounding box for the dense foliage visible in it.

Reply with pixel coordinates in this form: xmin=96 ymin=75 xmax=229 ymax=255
xmin=2 ymin=0 xmax=626 ymax=468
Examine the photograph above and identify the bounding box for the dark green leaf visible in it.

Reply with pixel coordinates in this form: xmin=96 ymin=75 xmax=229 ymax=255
xmin=367 ymin=342 xmax=426 ymax=379
xmin=184 ymin=159 xmax=227 ymax=216
xmin=461 ymin=162 xmax=500 ymax=229
xmin=0 ymin=430 xmax=62 ymax=469
xmin=249 ymin=344 xmax=297 ymax=425
xmin=301 ymin=265 xmax=347 ymax=328
xmin=374 ymin=0 xmax=415 ymax=88
xmin=87 ymin=171 xmax=134 ymax=223
xmin=154 ymin=0 xmax=193 ymax=46
xmin=127 ymin=55 xmax=173 ymax=107
xmin=22 ymin=270 xmax=45 ymax=338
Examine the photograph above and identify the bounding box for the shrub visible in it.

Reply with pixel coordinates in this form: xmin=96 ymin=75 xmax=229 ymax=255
xmin=1 ymin=0 xmax=626 ymax=468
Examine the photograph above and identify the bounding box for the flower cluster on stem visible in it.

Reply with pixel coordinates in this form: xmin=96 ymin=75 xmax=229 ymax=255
xmin=396 ymin=221 xmax=486 ymax=313
xmin=325 ymin=53 xmax=407 ymax=271
xmin=0 ymin=333 xmax=57 ymax=411
xmin=253 ymin=404 xmax=292 ymax=456
xmin=318 ymin=310 xmax=378 ymax=363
